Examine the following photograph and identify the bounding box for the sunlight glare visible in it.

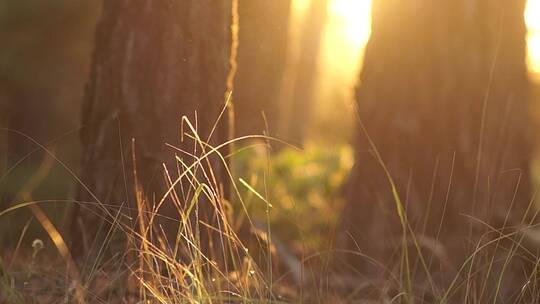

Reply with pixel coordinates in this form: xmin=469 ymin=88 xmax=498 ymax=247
xmin=292 ymin=0 xmax=310 ymax=13
xmin=329 ymin=0 xmax=372 ymax=49
xmin=308 ymin=0 xmax=372 ymax=141
xmin=526 ymin=0 xmax=540 ymax=74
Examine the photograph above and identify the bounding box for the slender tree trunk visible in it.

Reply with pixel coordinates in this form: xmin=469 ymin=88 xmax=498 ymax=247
xmin=337 ymin=0 xmax=531 ymax=299
xmin=71 ymin=1 xmax=232 ymax=263
xmin=0 ymin=88 xmax=9 ymax=205
xmin=279 ymin=0 xmax=327 ymax=143
xmin=234 ymin=0 xmax=291 ymax=138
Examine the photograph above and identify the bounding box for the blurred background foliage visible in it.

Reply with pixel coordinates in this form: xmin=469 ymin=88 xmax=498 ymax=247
xmin=233 ymin=142 xmax=353 ymax=251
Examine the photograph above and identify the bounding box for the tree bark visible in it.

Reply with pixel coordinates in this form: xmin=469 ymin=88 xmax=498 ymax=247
xmin=337 ymin=0 xmax=531 ymax=298
xmin=234 ymin=0 xmax=291 ymax=138
xmin=71 ymin=1 xmax=232 ymax=263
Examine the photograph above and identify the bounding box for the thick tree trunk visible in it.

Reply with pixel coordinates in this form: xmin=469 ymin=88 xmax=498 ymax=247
xmin=72 ymin=1 xmax=232 ymax=262
xmin=234 ymin=0 xmax=291 ymax=138
xmin=337 ymin=0 xmax=531 ymax=298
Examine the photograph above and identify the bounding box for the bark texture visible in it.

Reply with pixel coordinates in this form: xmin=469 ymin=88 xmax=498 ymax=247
xmin=72 ymin=1 xmax=232 ymax=262
xmin=338 ymin=0 xmax=531 ymax=299
xmin=234 ymin=0 xmax=291 ymax=138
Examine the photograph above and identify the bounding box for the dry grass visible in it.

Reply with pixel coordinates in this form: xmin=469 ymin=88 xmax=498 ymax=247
xmin=2 ymin=120 xmax=540 ymax=303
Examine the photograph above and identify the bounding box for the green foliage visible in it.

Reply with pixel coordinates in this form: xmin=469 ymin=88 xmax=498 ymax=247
xmin=234 ymin=141 xmax=353 ymax=250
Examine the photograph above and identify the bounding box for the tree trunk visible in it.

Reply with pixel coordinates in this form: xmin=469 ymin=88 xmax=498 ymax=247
xmin=279 ymin=0 xmax=327 ymax=143
xmin=71 ymin=1 xmax=232 ymax=263
xmin=337 ymin=0 xmax=531 ymax=298
xmin=234 ymin=0 xmax=291 ymax=138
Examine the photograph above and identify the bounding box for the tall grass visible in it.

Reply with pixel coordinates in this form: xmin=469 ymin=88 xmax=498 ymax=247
xmin=2 ymin=123 xmax=540 ymax=303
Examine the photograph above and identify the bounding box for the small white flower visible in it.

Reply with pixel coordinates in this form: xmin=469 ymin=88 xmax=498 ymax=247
xmin=32 ymin=239 xmax=44 ymax=258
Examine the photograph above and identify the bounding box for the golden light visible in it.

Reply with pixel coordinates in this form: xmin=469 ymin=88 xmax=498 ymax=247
xmin=310 ymin=0 xmax=372 ymax=141
xmin=318 ymin=0 xmax=371 ymax=75
xmin=317 ymin=0 xmax=371 ymax=89
xmin=292 ymin=0 xmax=311 ymax=13
xmin=526 ymin=0 xmax=540 ymax=74
xmin=328 ymin=0 xmax=372 ymax=49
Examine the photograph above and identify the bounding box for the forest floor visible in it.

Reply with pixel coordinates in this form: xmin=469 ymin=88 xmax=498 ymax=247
xmin=0 ymin=143 xmax=354 ymax=303
xmin=2 ymin=141 xmax=540 ymax=303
